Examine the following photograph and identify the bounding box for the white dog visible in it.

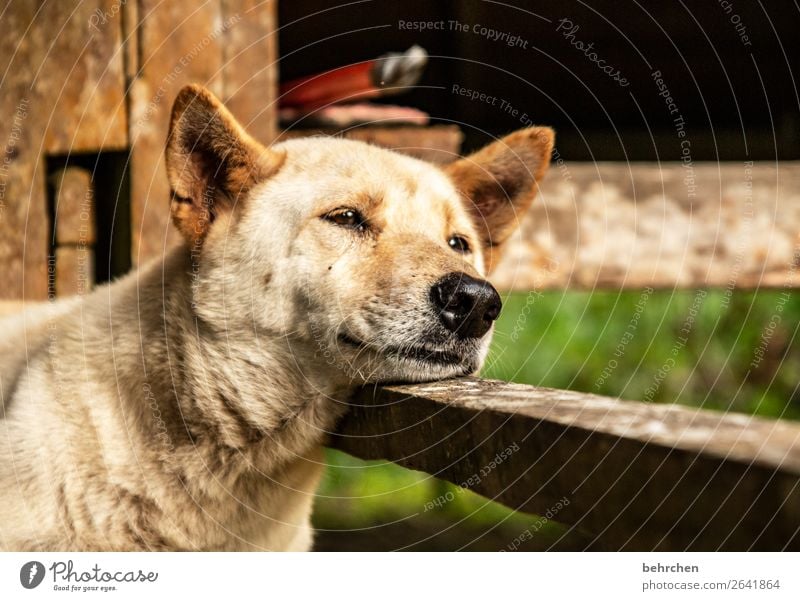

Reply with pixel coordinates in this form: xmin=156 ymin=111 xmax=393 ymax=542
xmin=0 ymin=84 xmax=553 ymax=550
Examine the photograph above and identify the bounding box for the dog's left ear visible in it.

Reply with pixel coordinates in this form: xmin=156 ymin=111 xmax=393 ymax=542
xmin=445 ymin=127 xmax=554 ymax=272
xmin=166 ymin=84 xmax=284 ymax=244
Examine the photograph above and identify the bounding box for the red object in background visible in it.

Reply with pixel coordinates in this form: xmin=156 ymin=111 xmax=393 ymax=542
xmin=279 ymin=46 xmax=428 ymax=111
xmin=279 ymin=103 xmax=430 ymax=128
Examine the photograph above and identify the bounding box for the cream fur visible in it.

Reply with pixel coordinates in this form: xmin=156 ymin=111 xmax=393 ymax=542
xmin=0 ymin=86 xmax=552 ymax=551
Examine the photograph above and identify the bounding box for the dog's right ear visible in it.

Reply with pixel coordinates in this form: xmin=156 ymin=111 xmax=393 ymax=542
xmin=165 ymin=84 xmax=283 ymax=244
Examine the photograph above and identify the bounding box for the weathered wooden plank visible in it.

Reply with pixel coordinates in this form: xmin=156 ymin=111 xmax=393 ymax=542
xmin=492 ymin=161 xmax=800 ymax=291
xmin=51 ymin=167 xmax=95 ymax=245
xmin=127 ymin=0 xmax=227 ymax=264
xmin=128 ymin=0 xmax=280 ymax=265
xmin=331 ymin=377 xmax=800 ymax=551
xmin=0 ymin=1 xmax=127 ymax=154
xmin=41 ymin=0 xmax=129 ymax=154
xmin=51 ymin=166 xmax=95 ymax=297
xmin=278 ymin=125 xmax=464 ymax=164
xmin=0 ymin=90 xmax=47 ymax=301
xmin=55 ymin=247 xmax=94 ymax=297
xmin=223 ymin=0 xmax=278 ymax=144
xmin=0 ymin=1 xmax=126 ymax=300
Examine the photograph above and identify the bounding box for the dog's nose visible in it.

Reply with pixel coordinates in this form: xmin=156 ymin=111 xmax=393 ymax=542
xmin=430 ymin=272 xmax=502 ymax=339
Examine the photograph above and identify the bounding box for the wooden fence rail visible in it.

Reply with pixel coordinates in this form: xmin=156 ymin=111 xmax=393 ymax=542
xmin=331 ymin=377 xmax=800 ymax=551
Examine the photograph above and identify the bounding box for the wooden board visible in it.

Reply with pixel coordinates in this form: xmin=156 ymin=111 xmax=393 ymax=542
xmin=128 ymin=0 xmax=279 ymax=265
xmin=331 ymin=377 xmax=800 ymax=551
xmin=51 ymin=167 xmax=95 ymax=245
xmin=491 ymin=161 xmax=800 ymax=291
xmin=55 ymin=247 xmax=94 ymax=297
xmin=0 ymin=1 xmax=126 ymax=300
xmin=222 ymin=0 xmax=279 ymax=144
xmin=127 ymin=0 xmax=226 ymax=264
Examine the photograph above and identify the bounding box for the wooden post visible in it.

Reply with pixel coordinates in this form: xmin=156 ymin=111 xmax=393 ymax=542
xmin=0 ymin=1 xmax=126 ymax=301
xmin=51 ymin=167 xmax=95 ymax=297
xmin=126 ymin=0 xmax=279 ymax=266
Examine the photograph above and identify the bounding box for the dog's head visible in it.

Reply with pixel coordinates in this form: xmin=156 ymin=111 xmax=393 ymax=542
xmin=166 ymin=84 xmax=553 ymax=384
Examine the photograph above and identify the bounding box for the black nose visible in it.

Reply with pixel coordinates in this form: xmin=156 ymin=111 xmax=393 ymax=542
xmin=430 ymin=272 xmax=502 ymax=339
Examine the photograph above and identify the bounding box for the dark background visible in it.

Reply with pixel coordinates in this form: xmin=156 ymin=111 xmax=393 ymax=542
xmin=279 ymin=0 xmax=800 ymax=160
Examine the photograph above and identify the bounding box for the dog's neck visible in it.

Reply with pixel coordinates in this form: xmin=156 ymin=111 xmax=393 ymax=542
xmin=122 ymin=245 xmax=350 ymax=473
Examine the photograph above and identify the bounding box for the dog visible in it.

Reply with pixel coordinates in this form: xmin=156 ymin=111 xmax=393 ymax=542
xmin=0 ymin=84 xmax=553 ymax=550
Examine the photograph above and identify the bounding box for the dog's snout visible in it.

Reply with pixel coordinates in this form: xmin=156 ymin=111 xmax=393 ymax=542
xmin=430 ymin=272 xmax=502 ymax=339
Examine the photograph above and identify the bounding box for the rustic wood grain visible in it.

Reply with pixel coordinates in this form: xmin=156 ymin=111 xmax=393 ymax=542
xmin=491 ymin=161 xmax=800 ymax=291
xmin=127 ymin=0 xmax=227 ymax=264
xmin=51 ymin=166 xmax=95 ymax=297
xmin=0 ymin=2 xmax=125 ymax=300
xmin=51 ymin=167 xmax=95 ymax=245
xmin=55 ymin=247 xmax=94 ymax=297
xmin=128 ymin=0 xmax=280 ymax=265
xmin=222 ymin=0 xmax=278 ymax=144
xmin=331 ymin=377 xmax=800 ymax=550
xmin=41 ymin=1 xmax=128 ymax=154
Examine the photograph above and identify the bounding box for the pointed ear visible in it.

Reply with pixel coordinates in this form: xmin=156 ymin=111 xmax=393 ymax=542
xmin=445 ymin=127 xmax=554 ymax=272
xmin=165 ymin=84 xmax=284 ymax=244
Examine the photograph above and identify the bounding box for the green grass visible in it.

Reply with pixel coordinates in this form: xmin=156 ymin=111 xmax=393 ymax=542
xmin=314 ymin=290 xmax=800 ymax=549
xmin=484 ymin=289 xmax=800 ymax=420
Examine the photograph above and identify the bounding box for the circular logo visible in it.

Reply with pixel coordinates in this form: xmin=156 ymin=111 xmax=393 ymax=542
xmin=20 ymin=561 xmax=45 ymax=589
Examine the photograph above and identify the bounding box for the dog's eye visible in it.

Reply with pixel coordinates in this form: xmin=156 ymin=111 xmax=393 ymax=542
xmin=324 ymin=208 xmax=368 ymax=232
xmin=448 ymin=235 xmax=470 ymax=253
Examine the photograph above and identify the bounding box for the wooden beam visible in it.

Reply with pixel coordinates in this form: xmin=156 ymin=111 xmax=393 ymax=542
xmin=51 ymin=166 xmax=95 ymax=297
xmin=222 ymin=0 xmax=279 ymax=144
xmin=51 ymin=167 xmax=96 ymax=246
xmin=128 ymin=0 xmax=280 ymax=265
xmin=491 ymin=161 xmax=800 ymax=291
xmin=55 ymin=247 xmax=94 ymax=297
xmin=331 ymin=377 xmax=800 ymax=551
xmin=0 ymin=1 xmax=127 ymax=300
xmin=127 ymin=0 xmax=227 ymax=264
